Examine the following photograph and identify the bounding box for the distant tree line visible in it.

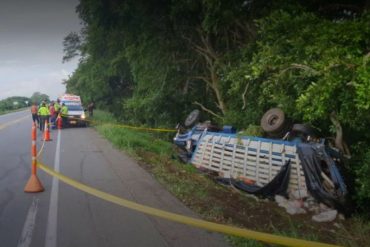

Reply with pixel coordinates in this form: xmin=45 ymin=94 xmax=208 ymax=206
xmin=63 ymin=0 xmax=370 ymax=215
xmin=0 ymin=96 xmax=30 ymax=113
xmin=0 ymin=92 xmax=50 ymax=114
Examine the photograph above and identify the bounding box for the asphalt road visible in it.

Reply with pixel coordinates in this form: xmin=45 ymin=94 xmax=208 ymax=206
xmin=0 ymin=110 xmax=229 ymax=247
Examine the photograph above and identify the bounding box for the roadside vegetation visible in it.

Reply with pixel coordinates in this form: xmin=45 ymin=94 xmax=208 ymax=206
xmin=63 ymin=1 xmax=370 ymax=218
xmin=0 ymin=92 xmax=50 ymax=116
xmin=91 ymin=110 xmax=370 ymax=247
xmin=0 ymin=96 xmax=30 ymax=115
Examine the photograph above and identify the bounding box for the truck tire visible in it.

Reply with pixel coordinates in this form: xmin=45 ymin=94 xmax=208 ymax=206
xmin=260 ymin=108 xmax=286 ymax=134
xmin=184 ymin=109 xmax=200 ymax=127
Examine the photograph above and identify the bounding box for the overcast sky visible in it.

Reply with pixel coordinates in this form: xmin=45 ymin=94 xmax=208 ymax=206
xmin=0 ymin=0 xmax=81 ymax=100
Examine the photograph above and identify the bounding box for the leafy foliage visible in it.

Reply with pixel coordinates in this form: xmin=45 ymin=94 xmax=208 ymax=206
xmin=62 ymin=32 xmax=82 ymax=63
xmin=0 ymin=96 xmax=30 ymax=113
xmin=30 ymin=92 xmax=50 ymax=104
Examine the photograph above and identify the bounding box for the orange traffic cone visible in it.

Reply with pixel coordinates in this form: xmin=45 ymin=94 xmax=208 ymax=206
xmin=24 ymin=123 xmax=44 ymax=193
xmin=43 ymin=120 xmax=52 ymax=141
xmin=24 ymin=174 xmax=44 ymax=193
xmin=57 ymin=116 xmax=62 ymax=129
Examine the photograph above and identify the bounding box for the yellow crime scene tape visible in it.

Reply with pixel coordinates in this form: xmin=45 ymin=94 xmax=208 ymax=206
xmin=69 ymin=116 xmax=177 ymax=133
xmin=37 ymin=161 xmax=340 ymax=247
xmin=37 ymin=138 xmax=46 ymax=158
xmin=106 ymin=123 xmax=177 ymax=132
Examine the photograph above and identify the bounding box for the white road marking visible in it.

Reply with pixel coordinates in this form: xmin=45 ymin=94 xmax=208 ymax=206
xmin=45 ymin=129 xmax=61 ymax=247
xmin=17 ymin=197 xmax=39 ymax=247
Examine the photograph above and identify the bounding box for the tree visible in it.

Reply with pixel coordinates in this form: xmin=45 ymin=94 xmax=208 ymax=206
xmin=62 ymin=32 xmax=83 ymax=63
xmin=30 ymin=92 xmax=50 ymax=104
xmin=0 ymin=96 xmax=31 ymax=112
xmin=63 ymin=0 xmax=370 ymax=212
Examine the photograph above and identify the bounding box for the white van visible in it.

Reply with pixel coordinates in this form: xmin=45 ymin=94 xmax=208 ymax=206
xmin=58 ymin=94 xmax=87 ymax=127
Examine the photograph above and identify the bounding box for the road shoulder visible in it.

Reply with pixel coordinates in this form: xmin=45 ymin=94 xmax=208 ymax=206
xmin=87 ymin=128 xmax=229 ymax=247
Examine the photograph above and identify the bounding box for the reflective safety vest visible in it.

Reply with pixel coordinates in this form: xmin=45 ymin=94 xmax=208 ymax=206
xmin=61 ymin=106 xmax=68 ymax=116
xmin=54 ymin=102 xmax=60 ymax=112
xmin=38 ymin=106 xmax=50 ymax=116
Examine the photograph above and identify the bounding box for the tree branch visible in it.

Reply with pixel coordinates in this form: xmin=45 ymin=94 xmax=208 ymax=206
xmin=280 ymin=63 xmax=320 ymax=77
xmin=193 ymin=101 xmax=223 ymax=119
xmin=198 ymin=30 xmax=218 ymax=61
xmin=193 ymin=76 xmax=212 ymax=86
xmin=242 ymin=82 xmax=250 ymax=110
xmin=330 ymin=111 xmax=351 ymax=157
xmin=182 ymin=35 xmax=211 ymax=57
xmin=290 ymin=63 xmax=320 ymax=74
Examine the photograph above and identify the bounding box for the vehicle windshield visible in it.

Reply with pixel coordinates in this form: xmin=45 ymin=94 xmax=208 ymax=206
xmin=66 ymin=104 xmax=83 ymax=111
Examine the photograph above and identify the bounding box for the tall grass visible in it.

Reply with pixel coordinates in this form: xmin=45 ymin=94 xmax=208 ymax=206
xmin=92 ymin=110 xmax=173 ymax=156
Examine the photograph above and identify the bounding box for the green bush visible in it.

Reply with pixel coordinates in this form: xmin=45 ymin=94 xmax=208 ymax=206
xmin=354 ymin=148 xmax=370 ymax=215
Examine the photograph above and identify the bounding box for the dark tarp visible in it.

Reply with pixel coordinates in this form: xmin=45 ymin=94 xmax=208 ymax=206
xmin=297 ymin=143 xmax=349 ymax=212
xmin=230 ymin=160 xmax=291 ymax=198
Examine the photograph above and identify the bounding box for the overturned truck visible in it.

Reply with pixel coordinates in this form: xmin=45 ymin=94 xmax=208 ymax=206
xmin=174 ymin=109 xmax=350 ymax=213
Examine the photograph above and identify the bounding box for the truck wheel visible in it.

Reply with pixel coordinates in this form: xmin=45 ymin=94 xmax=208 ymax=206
xmin=184 ymin=109 xmax=200 ymax=127
xmin=260 ymin=108 xmax=286 ymax=134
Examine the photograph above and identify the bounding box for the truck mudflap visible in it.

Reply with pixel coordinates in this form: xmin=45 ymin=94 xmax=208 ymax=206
xmin=297 ymin=143 xmax=350 ymax=213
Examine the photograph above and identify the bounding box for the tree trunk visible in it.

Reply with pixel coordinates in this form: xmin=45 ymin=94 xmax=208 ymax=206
xmin=188 ymin=29 xmax=227 ymax=115
xmin=329 ymin=112 xmax=351 ymax=157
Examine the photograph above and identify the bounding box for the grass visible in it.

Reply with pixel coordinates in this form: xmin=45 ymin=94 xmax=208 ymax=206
xmin=225 ymin=218 xmax=319 ymax=247
xmin=335 ymin=217 xmax=370 ymax=247
xmin=91 ymin=110 xmax=173 ymax=156
xmin=227 ymin=236 xmax=264 ymax=247
xmin=90 ymin=110 xmax=370 ymax=247
xmin=99 ymin=125 xmax=173 ymax=156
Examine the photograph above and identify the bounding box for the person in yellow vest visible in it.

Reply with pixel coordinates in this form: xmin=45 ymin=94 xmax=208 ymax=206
xmin=61 ymin=103 xmax=69 ymax=128
xmin=54 ymin=99 xmax=61 ymax=127
xmin=54 ymin=99 xmax=61 ymax=116
xmin=38 ymin=102 xmax=50 ymax=131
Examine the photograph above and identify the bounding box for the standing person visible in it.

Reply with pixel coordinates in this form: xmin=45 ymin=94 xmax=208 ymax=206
xmin=54 ymin=99 xmax=61 ymax=127
xmin=49 ymin=101 xmax=56 ymax=128
xmin=31 ymin=102 xmax=39 ymax=127
xmin=54 ymin=99 xmax=61 ymax=116
xmin=87 ymin=101 xmax=95 ymax=117
xmin=61 ymin=103 xmax=69 ymax=128
xmin=38 ymin=102 xmax=50 ymax=131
